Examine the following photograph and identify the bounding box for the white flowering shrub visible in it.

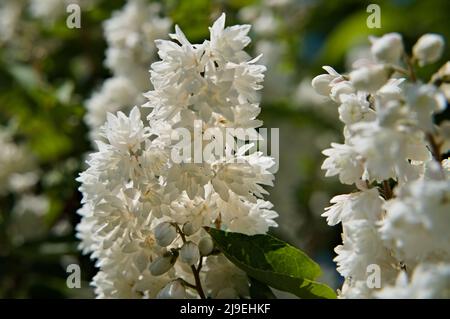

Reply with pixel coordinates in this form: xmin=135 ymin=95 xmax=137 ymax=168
xmin=0 ymin=125 xmax=49 ymax=245
xmin=313 ymin=33 xmax=450 ymax=298
xmin=77 ymin=13 xmax=335 ymax=299
xmin=85 ymin=0 xmax=171 ymax=142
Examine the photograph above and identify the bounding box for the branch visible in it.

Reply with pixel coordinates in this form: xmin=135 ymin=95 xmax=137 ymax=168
xmin=175 ymin=224 xmax=206 ymax=299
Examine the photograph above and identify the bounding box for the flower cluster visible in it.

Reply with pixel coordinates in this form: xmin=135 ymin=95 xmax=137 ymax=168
xmin=77 ymin=14 xmax=278 ymax=299
xmin=313 ymin=33 xmax=450 ymax=298
xmin=0 ymin=125 xmax=49 ymax=245
xmin=0 ymin=126 xmax=37 ymax=195
xmin=85 ymin=0 xmax=171 ymax=142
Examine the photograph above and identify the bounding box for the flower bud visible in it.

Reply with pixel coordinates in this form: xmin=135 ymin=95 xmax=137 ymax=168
xmin=311 ymin=74 xmax=334 ymax=96
xmin=157 ymin=280 xmax=187 ymax=299
xmin=182 ymin=220 xmax=201 ymax=236
xmin=349 ymin=65 xmax=389 ymax=92
xmin=413 ymin=34 xmax=444 ymax=66
xmin=180 ymin=241 xmax=200 ymax=266
xmin=370 ymin=33 xmax=404 ymax=63
xmin=330 ymin=81 xmax=355 ymax=103
xmin=198 ymin=236 xmax=214 ymax=256
xmin=154 ymin=222 xmax=177 ymax=247
xmin=149 ymin=250 xmax=177 ymax=276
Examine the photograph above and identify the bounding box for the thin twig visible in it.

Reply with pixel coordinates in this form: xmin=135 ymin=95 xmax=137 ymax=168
xmin=404 ymin=54 xmax=417 ymax=82
xmin=190 ymin=263 xmax=206 ymax=299
xmin=426 ymin=133 xmax=442 ymax=163
xmin=383 ymin=180 xmax=393 ymax=200
xmin=175 ymin=224 xmax=206 ymax=299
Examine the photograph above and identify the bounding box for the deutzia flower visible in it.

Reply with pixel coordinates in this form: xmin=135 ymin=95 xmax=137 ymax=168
xmin=103 ymin=0 xmax=171 ymax=86
xmin=84 ymin=0 xmax=172 ymax=142
xmin=0 ymin=127 xmax=37 ymax=194
xmin=376 ymin=263 xmax=450 ymax=299
xmin=0 ymin=125 xmax=49 ymax=247
xmin=77 ymin=14 xmax=278 ymax=299
xmin=380 ymin=176 xmax=450 ymax=265
xmin=314 ymin=33 xmax=449 ymax=298
xmin=203 ymin=255 xmax=250 ymax=299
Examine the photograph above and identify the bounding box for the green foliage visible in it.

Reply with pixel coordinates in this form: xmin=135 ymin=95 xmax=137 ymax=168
xmin=207 ymin=228 xmax=337 ymax=299
xmin=248 ymin=277 xmax=277 ymax=299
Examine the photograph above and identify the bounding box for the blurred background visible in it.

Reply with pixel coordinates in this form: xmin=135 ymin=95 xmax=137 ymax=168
xmin=1 ymin=0 xmax=449 ymax=298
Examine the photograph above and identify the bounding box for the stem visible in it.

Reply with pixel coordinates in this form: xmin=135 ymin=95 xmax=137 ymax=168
xmin=179 ymin=279 xmax=197 ymax=290
xmin=404 ymin=54 xmax=417 ymax=82
xmin=191 ymin=261 xmax=206 ymax=299
xmin=175 ymin=224 xmax=206 ymax=299
xmin=391 ymin=65 xmax=410 ymax=76
xmin=214 ymin=213 xmax=222 ymax=229
xmin=383 ymin=180 xmax=393 ymax=200
xmin=426 ymin=133 xmax=442 ymax=163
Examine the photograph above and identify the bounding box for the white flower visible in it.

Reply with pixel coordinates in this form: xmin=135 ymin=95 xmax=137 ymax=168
xmin=85 ymin=0 xmax=172 ymax=143
xmin=349 ymin=122 xmax=424 ymax=183
xmin=321 ymin=143 xmax=364 ymax=185
xmin=413 ymin=34 xmax=445 ymax=66
xmin=338 ymin=94 xmax=370 ymax=125
xmin=330 ymin=81 xmax=355 ymax=103
xmin=85 ymin=77 xmax=143 ymax=141
xmin=104 ymin=0 xmax=171 ymax=84
xmin=335 ymin=220 xmax=385 ymax=279
xmin=0 ymin=126 xmax=38 ymax=195
xmin=322 ymin=188 xmax=383 ymax=226
xmin=0 ymin=1 xmax=22 ymax=44
xmin=443 ymin=158 xmax=450 ymax=178
xmin=349 ymin=64 xmax=389 ymax=93
xmin=204 ymin=255 xmax=249 ymax=299
xmin=209 ymin=13 xmax=251 ymax=64
xmin=376 ymin=263 xmax=450 ymax=298
xmin=311 ymin=66 xmax=342 ymax=96
xmin=218 ymin=194 xmax=278 ymax=235
xmin=8 ymin=195 xmax=49 ymax=245
xmin=339 ymin=279 xmax=373 ymax=299
xmin=380 ymin=177 xmax=450 ymax=264
xmin=101 ymin=107 xmax=148 ymax=153
xmin=369 ymin=33 xmax=404 ymax=63
xmin=405 ymin=83 xmax=447 ymax=131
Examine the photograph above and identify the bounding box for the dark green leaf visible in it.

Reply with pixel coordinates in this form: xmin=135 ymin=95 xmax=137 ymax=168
xmin=207 ymin=228 xmax=336 ymax=299
xmin=249 ymin=277 xmax=277 ymax=299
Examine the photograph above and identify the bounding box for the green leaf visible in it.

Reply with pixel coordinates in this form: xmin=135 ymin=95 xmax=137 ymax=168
xmin=249 ymin=277 xmax=277 ymax=299
xmin=206 ymin=228 xmax=336 ymax=299
xmin=8 ymin=64 xmax=42 ymax=91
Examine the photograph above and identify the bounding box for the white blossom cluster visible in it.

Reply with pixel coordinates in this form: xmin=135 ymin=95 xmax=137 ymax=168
xmin=0 ymin=126 xmax=38 ymax=195
xmin=0 ymin=125 xmax=49 ymax=245
xmin=0 ymin=0 xmax=23 ymax=44
xmin=77 ymin=13 xmax=278 ymax=299
xmin=313 ymin=33 xmax=450 ymax=298
xmin=85 ymin=0 xmax=171 ymax=142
